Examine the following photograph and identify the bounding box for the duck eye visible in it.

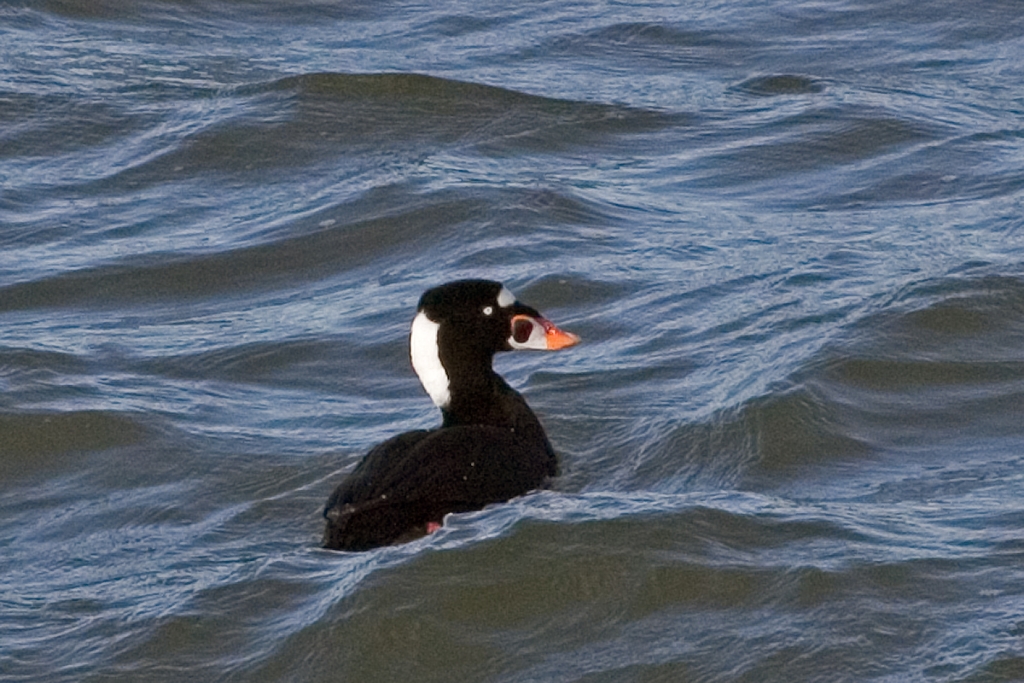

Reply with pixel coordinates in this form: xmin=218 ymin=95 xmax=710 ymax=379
xmin=482 ymin=306 xmax=494 ymax=316
xmin=513 ymin=318 xmax=534 ymax=343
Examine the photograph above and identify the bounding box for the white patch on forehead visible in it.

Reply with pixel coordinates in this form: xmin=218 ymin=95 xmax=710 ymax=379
xmin=409 ymin=311 xmax=450 ymax=409
xmin=497 ymin=286 xmax=516 ymax=308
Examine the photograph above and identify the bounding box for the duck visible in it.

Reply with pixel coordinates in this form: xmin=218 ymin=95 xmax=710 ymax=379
xmin=322 ymin=279 xmax=579 ymax=551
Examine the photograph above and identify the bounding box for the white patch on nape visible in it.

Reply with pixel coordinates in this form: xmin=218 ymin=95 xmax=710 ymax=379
xmin=409 ymin=311 xmax=450 ymax=409
xmin=497 ymin=286 xmax=516 ymax=308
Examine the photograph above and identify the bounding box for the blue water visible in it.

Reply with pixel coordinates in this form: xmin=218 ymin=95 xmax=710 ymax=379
xmin=3 ymin=1 xmax=1024 ymax=681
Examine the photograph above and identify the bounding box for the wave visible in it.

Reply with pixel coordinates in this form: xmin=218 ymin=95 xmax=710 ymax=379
xmin=74 ymin=70 xmax=684 ymax=190
xmin=599 ymin=269 xmax=1024 ymax=492
xmin=0 ymin=189 xmax=483 ymax=311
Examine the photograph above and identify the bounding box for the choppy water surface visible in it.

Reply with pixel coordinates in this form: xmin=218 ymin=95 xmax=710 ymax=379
xmin=3 ymin=0 xmax=1024 ymax=681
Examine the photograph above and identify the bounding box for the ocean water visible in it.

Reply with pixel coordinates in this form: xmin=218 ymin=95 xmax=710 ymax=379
xmin=2 ymin=0 xmax=1024 ymax=680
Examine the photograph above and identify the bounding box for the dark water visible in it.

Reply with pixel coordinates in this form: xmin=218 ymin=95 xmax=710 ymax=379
xmin=3 ymin=0 xmax=1024 ymax=680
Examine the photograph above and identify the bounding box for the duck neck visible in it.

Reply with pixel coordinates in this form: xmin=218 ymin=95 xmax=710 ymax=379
xmin=408 ymin=311 xmax=516 ymax=429
xmin=439 ymin=352 xmax=510 ymax=428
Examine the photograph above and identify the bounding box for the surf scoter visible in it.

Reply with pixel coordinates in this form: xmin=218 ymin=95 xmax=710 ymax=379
xmin=322 ymin=279 xmax=579 ymax=551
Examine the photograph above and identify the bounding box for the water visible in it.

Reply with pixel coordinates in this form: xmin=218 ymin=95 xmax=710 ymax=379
xmin=2 ymin=0 xmax=1024 ymax=680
